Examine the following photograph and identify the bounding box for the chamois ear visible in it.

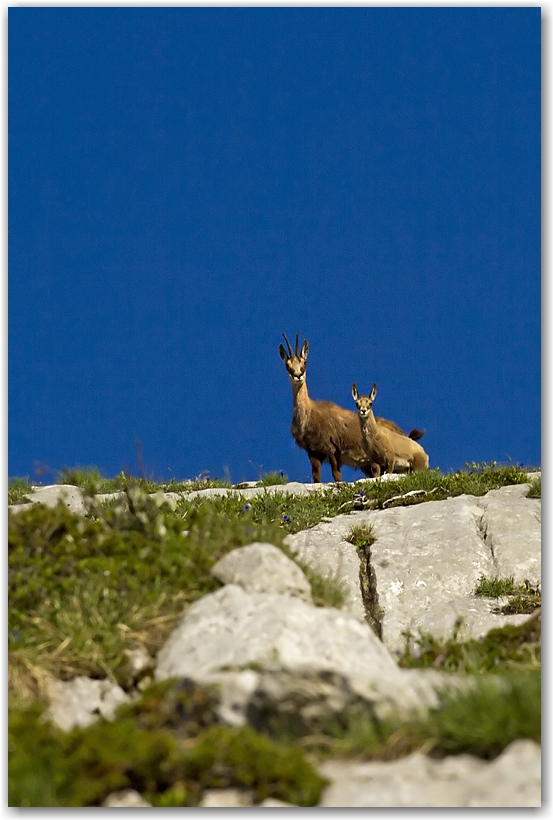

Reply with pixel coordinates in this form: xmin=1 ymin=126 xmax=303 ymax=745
xmin=351 ymin=383 xmax=359 ymax=401
xmin=300 ymin=339 xmax=309 ymax=360
xmin=278 ymin=343 xmax=289 ymax=362
xmin=369 ymin=383 xmax=378 ymax=401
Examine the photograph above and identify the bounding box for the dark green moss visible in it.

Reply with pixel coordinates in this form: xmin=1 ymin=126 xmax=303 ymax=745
xmin=120 ymin=678 xmax=223 ymax=737
xmin=8 ymin=701 xmax=327 ymax=807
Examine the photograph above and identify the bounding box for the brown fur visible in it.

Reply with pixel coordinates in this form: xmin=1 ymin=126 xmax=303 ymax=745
xmin=352 ymin=383 xmax=429 ymax=475
xmin=279 ymin=333 xmax=423 ymax=483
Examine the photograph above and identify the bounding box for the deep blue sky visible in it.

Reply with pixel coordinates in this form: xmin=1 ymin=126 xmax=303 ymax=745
xmin=8 ymin=6 xmax=541 ymax=484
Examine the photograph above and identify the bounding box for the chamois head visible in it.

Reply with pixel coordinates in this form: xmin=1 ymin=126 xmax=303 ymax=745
xmin=351 ymin=382 xmax=378 ymax=419
xmin=279 ymin=332 xmax=309 ymax=384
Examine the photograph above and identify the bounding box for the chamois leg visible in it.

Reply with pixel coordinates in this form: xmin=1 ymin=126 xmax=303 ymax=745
xmin=328 ymin=447 xmax=343 ymax=483
xmin=308 ymin=452 xmax=324 ymax=483
xmin=362 ymin=462 xmax=381 ymax=478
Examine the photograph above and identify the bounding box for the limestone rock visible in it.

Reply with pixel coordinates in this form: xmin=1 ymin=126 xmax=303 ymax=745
xmin=155 ymin=585 xmax=440 ymax=720
xmin=103 ymin=790 xmax=152 ymax=807
xmin=195 ymin=669 xmax=260 ymax=728
xmin=124 ymin=646 xmax=153 ymax=677
xmin=465 ymin=739 xmax=541 ymax=807
xmin=181 ymin=475 xmax=402 ymax=501
xmin=26 ymin=484 xmax=86 ymax=515
xmin=286 ymin=482 xmax=541 ymax=652
xmin=245 ymin=668 xmax=377 ymax=735
xmin=285 ymin=515 xmax=369 ymax=622
xmin=211 ymin=542 xmax=312 ymax=603
xmin=45 ymin=675 xmax=130 ymax=731
xmin=477 ymin=485 xmax=541 ymax=582
xmin=199 ymin=788 xmax=253 ymax=807
xmin=318 ymin=739 xmax=540 ymax=807
xmin=154 ymin=584 xmax=398 ymax=682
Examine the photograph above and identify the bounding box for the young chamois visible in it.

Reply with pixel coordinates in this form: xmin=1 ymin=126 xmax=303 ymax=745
xmin=351 ymin=382 xmax=429 ymax=475
xmin=279 ymin=332 xmax=424 ymax=482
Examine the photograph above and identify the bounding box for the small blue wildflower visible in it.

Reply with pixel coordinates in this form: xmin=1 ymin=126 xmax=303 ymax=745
xmin=281 ymin=514 xmax=289 ymax=522
xmin=356 ymin=491 xmax=365 ymax=499
xmin=242 ymin=504 xmax=251 ymax=512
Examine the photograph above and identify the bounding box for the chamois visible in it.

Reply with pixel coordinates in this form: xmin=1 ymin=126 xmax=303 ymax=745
xmin=351 ymin=382 xmax=430 ymax=474
xmin=278 ymin=332 xmax=423 ymax=482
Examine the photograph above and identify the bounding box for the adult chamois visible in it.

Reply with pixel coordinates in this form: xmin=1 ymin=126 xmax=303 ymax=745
xmin=279 ymin=332 xmax=424 ymax=482
xmin=351 ymin=382 xmax=429 ymax=475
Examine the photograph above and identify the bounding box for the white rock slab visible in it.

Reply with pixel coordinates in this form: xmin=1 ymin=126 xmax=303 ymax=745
xmin=318 ymin=739 xmax=540 ymax=807
xmin=287 ymin=482 xmax=540 ymax=651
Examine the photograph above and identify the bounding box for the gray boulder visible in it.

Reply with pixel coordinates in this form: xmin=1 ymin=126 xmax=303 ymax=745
xmin=211 ymin=542 xmax=313 ymax=603
xmin=154 ymin=584 xmax=472 ymax=722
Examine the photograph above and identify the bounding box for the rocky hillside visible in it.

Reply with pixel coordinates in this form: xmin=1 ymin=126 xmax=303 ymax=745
xmin=8 ymin=468 xmax=541 ymax=807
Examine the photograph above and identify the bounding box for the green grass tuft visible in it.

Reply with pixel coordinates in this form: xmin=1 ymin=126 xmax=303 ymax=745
xmin=407 ymin=670 xmax=540 ymax=759
xmin=346 ymin=523 xmax=376 ymax=548
xmin=397 ymin=612 xmax=541 ymax=674
xmin=8 ymin=477 xmax=33 ymax=505
xmin=256 ymin=471 xmax=289 ymax=487
xmin=475 ymin=575 xmax=541 ymax=615
xmin=474 ymin=575 xmax=516 ymax=598
xmin=526 ymin=476 xmax=541 ymax=498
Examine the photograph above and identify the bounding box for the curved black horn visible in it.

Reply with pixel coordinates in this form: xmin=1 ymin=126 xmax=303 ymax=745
xmin=282 ymin=333 xmax=293 ymax=358
xmin=295 ymin=331 xmax=299 ymax=356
